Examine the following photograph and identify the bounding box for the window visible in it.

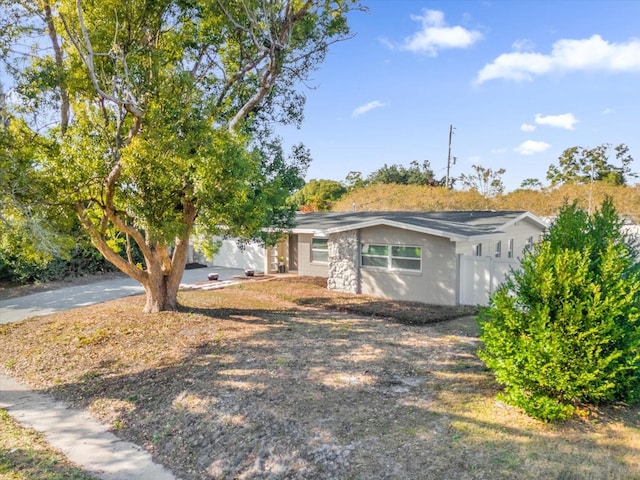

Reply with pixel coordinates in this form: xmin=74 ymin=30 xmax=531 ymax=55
xmin=391 ymin=246 xmax=422 ymax=270
xmin=361 ymin=244 xmax=388 ymax=267
xmin=526 ymin=236 xmax=534 ymax=251
xmin=495 ymin=241 xmax=502 ymax=258
xmin=311 ymin=238 xmax=328 ymax=263
xmin=475 ymin=243 xmax=483 ymax=256
xmin=507 ymin=239 xmax=514 ymax=258
xmin=361 ymin=244 xmax=422 ymax=271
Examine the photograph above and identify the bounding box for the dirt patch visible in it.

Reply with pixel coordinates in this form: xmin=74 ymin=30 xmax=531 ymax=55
xmin=1 ymin=278 xmax=638 ymax=480
xmin=249 ymin=276 xmax=478 ymax=326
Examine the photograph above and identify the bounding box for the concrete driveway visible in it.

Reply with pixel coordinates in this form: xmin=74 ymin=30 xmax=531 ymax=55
xmin=0 ymin=266 xmax=245 ymax=324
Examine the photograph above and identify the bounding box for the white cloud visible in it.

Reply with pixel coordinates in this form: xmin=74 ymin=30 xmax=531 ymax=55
xmin=476 ymin=34 xmax=640 ymax=83
xmin=602 ymin=107 xmax=614 ymax=115
xmin=512 ymin=38 xmax=535 ymax=52
xmin=401 ymin=9 xmax=483 ymax=56
xmin=490 ymin=147 xmax=508 ymax=154
xmin=534 ymin=113 xmax=578 ymax=130
xmin=352 ymin=100 xmax=386 ymax=118
xmin=520 ymin=123 xmax=537 ymax=132
xmin=514 ymin=140 xmax=551 ymax=155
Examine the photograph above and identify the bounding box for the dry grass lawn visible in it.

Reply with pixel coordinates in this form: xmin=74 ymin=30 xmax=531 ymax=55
xmin=0 ymin=409 xmax=94 ymax=480
xmin=1 ymin=277 xmax=639 ymax=480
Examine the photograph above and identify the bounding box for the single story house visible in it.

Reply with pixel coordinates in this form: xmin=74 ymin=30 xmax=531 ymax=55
xmin=209 ymin=210 xmax=548 ymax=306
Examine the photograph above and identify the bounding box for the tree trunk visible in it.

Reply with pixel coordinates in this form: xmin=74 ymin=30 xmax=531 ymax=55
xmin=140 ymin=235 xmax=191 ymax=313
xmin=76 ymin=198 xmax=196 ymax=314
xmin=142 ymin=272 xmax=179 ymax=313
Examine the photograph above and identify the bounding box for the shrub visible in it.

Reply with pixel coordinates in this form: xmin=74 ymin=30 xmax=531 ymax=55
xmin=478 ymin=199 xmax=640 ymax=421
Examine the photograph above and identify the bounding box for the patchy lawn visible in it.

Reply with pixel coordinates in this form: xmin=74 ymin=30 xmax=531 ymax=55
xmin=0 ymin=409 xmax=95 ymax=480
xmin=1 ymin=277 xmax=639 ymax=480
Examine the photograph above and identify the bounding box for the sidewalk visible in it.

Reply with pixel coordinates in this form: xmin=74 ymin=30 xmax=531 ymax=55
xmin=0 ymin=374 xmax=178 ymax=480
xmin=0 ymin=266 xmax=245 ymax=479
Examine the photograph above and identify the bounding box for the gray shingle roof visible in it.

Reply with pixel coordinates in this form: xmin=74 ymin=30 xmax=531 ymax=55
xmin=292 ymin=211 xmax=546 ymax=240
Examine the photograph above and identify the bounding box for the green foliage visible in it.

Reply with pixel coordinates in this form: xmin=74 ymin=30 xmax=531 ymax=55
xmin=0 ymin=109 xmax=73 ymax=267
xmin=0 ymin=0 xmax=357 ymax=310
xmin=547 ymin=143 xmax=635 ymax=186
xmin=478 ymin=199 xmax=640 ymax=421
xmin=0 ymin=242 xmax=116 ymax=284
xmin=289 ymin=178 xmax=346 ymax=211
xmin=519 ymin=178 xmax=542 ymax=190
xmin=365 ymin=160 xmax=439 ymax=186
xmin=0 ymin=222 xmax=143 ymax=284
xmin=457 ymin=164 xmax=506 ymax=197
xmin=344 ymin=171 xmax=365 ymax=191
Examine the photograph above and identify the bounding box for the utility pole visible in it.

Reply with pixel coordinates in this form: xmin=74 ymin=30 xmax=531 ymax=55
xmin=446 ymin=124 xmax=455 ymax=189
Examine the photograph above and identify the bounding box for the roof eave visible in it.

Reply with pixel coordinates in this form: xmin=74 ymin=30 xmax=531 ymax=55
xmin=499 ymin=211 xmax=549 ymax=231
xmin=322 ymin=219 xmax=501 ymax=242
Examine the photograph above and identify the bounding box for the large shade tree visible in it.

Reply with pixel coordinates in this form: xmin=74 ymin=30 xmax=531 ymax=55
xmin=1 ymin=0 xmax=357 ymax=312
xmin=547 ymin=143 xmax=635 ymax=187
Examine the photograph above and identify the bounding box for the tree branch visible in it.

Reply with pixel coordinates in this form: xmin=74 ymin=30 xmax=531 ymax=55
xmin=62 ymin=0 xmax=143 ymax=117
xmin=42 ymin=0 xmax=70 ymax=134
xmin=76 ymin=203 xmax=147 ymax=283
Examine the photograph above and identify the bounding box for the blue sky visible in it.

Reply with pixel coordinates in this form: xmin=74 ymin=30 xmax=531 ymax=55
xmin=280 ymin=0 xmax=640 ymax=192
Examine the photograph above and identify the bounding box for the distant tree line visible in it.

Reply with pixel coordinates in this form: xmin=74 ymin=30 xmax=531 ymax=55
xmin=290 ymin=143 xmax=635 ymax=212
xmin=349 ymin=160 xmax=443 ymax=188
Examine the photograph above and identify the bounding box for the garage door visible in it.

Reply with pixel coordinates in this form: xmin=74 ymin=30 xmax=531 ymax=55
xmin=212 ymin=238 xmax=267 ymax=271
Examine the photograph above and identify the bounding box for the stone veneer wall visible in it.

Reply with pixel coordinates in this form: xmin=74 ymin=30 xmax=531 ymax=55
xmin=327 ymin=230 xmax=360 ymax=294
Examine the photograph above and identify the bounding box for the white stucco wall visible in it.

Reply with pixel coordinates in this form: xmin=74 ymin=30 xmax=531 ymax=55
xmin=455 ymin=218 xmax=545 ymax=259
xmin=296 ymin=233 xmax=329 ymax=277
xmin=358 ymin=225 xmax=458 ymax=305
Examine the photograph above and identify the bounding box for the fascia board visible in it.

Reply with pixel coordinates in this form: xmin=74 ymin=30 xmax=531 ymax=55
xmin=290 ymin=216 xmax=543 ymax=242
xmin=290 ymin=227 xmax=324 ymax=234
xmin=500 ymin=212 xmax=549 ymax=231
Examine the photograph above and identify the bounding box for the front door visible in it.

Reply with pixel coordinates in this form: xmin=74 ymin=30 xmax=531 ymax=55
xmin=288 ymin=234 xmax=299 ymax=272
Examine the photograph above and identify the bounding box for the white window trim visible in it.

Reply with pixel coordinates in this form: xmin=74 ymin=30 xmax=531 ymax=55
xmin=525 ymin=236 xmax=534 ymax=251
xmin=311 ymin=238 xmax=329 ymax=264
xmin=361 ymin=243 xmax=422 ymax=273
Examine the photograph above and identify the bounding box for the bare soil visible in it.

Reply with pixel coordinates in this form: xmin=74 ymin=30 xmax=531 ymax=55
xmin=1 ymin=277 xmax=638 ymax=479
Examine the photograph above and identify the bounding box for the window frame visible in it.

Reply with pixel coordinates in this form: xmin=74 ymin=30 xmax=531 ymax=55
xmin=495 ymin=240 xmax=502 ymax=258
xmin=525 ymin=236 xmax=534 ymax=251
xmin=310 ymin=237 xmax=329 ymax=263
xmin=361 ymin=244 xmax=389 ymax=268
xmin=361 ymin=243 xmax=422 ymax=272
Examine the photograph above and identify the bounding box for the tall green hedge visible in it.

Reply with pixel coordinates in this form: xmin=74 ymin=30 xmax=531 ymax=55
xmin=478 ymin=199 xmax=640 ymax=421
xmin=0 ymin=244 xmax=117 ymax=284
